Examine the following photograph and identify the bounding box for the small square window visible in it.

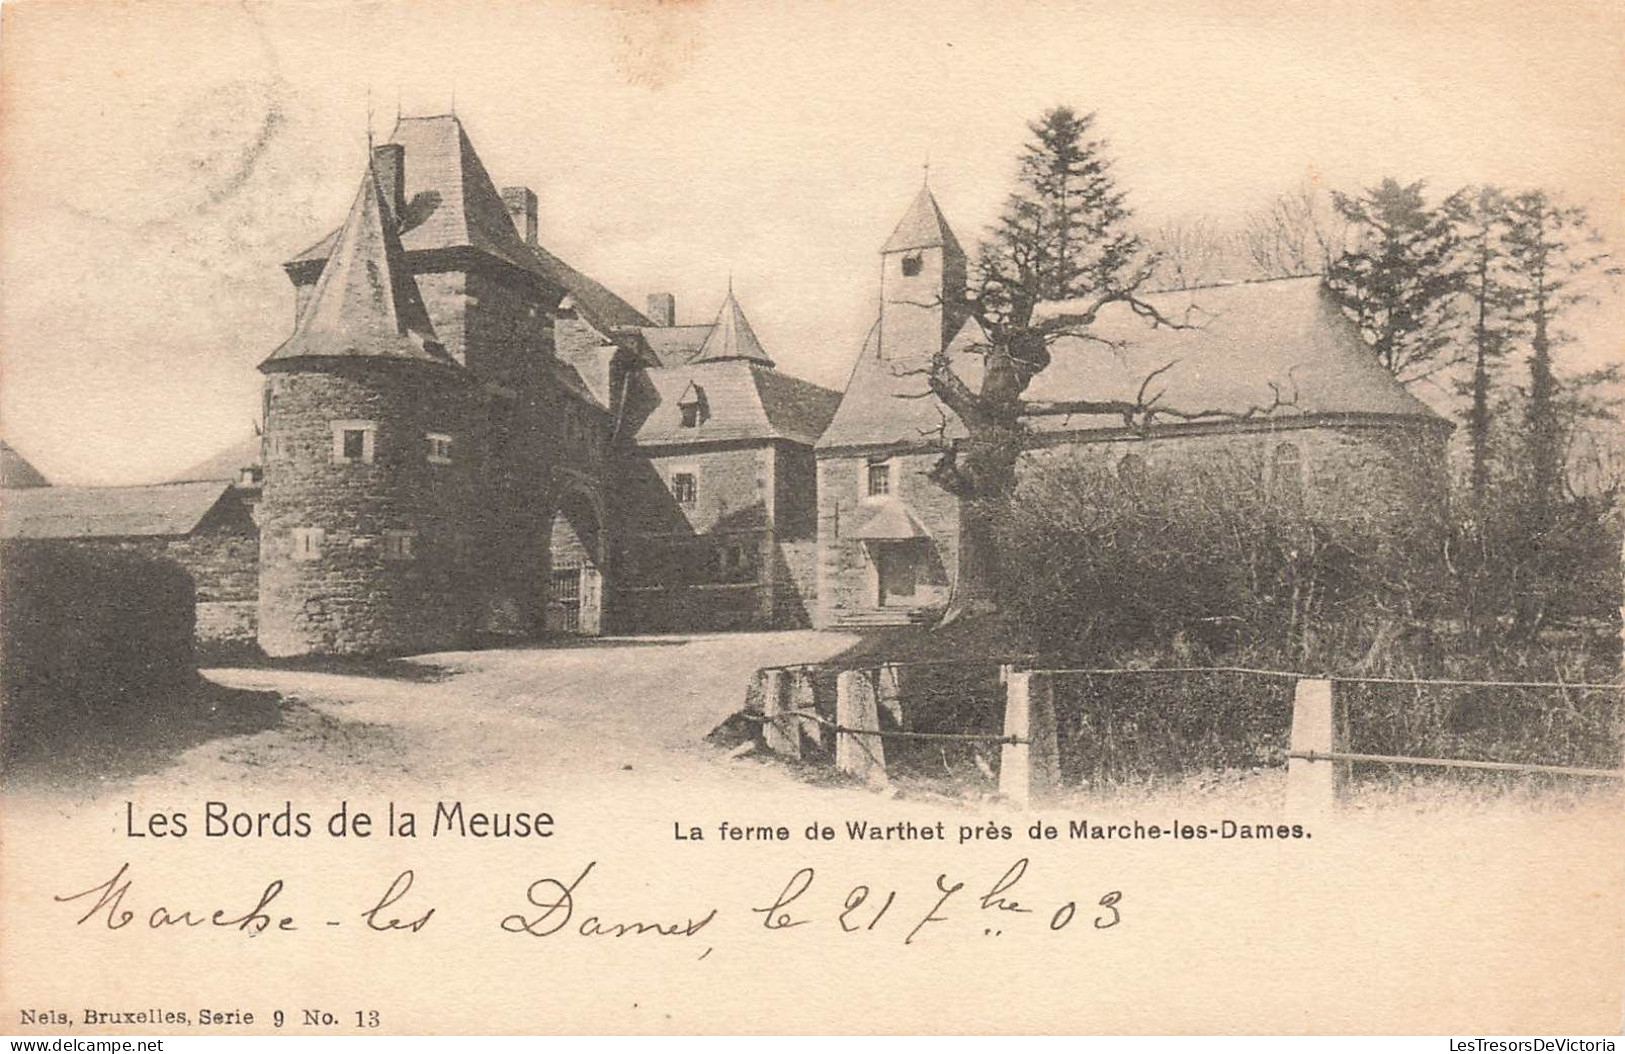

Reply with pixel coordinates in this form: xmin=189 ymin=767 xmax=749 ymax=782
xmin=426 ymin=432 xmax=453 ymax=465
xmin=901 ymin=253 xmax=923 ymax=277
xmin=291 ymin=527 xmax=324 ymax=561
xmin=672 ymin=472 xmax=697 ymax=506
xmin=332 ymin=421 xmax=376 ymax=464
xmin=867 ymin=462 xmax=891 ymax=497
xmin=383 ymin=530 xmax=417 ymax=561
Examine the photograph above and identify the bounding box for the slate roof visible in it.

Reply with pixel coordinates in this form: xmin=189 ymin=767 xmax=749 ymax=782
xmin=168 ymin=434 xmax=262 ymax=482
xmin=1 ymin=480 xmax=239 ymax=540
xmin=287 ymin=115 xmax=650 ymax=335
xmin=851 ymin=500 xmax=933 ymax=540
xmin=263 ymin=160 xmax=454 ymax=368
xmin=0 ymin=440 xmax=49 ymax=488
xmin=693 ymin=290 xmax=774 ymax=365
xmin=882 ymin=185 xmax=964 ymax=256
xmin=818 ymin=276 xmax=1448 ymax=451
xmin=640 ymin=325 xmax=717 ymax=367
xmin=627 ymin=359 xmax=839 ymax=448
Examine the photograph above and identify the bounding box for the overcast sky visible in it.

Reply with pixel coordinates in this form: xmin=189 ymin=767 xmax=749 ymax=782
xmin=1 ymin=0 xmax=1620 ymax=484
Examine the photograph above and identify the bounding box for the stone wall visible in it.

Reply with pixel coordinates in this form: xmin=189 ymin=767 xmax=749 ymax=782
xmin=814 ymin=420 xmax=1450 ymax=628
xmin=46 ymin=522 xmax=259 ymax=649
xmin=1022 ymin=420 xmax=1451 ymax=543
xmin=815 ymin=448 xmax=961 ymax=626
xmin=258 ymin=361 xmax=486 ymax=656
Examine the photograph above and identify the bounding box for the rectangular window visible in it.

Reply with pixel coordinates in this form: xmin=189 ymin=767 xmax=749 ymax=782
xmin=426 ymin=432 xmax=453 ymax=465
xmin=291 ymin=527 xmax=324 ymax=561
xmin=672 ymin=472 xmax=697 ymax=506
xmin=867 ymin=462 xmax=891 ymax=497
xmin=331 ymin=420 xmax=376 ymax=464
xmin=680 ymin=403 xmax=701 ymax=428
xmin=383 ymin=530 xmax=417 ymax=561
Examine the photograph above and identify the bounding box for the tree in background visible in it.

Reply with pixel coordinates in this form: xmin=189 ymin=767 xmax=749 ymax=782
xmin=1444 ymin=186 xmax=1524 ymax=510
xmin=1240 ymin=180 xmax=1345 ymax=279
xmin=1499 ymin=192 xmax=1619 ymax=513
xmin=917 ymin=108 xmax=1181 ymax=618
xmin=1324 ymin=179 xmax=1464 ymax=385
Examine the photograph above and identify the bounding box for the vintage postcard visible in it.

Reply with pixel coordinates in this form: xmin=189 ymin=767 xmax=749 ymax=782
xmin=1 ymin=0 xmax=1621 ymax=1038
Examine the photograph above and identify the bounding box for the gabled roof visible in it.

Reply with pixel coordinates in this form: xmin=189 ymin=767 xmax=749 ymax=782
xmin=263 ymin=160 xmax=453 ymax=369
xmin=627 ymin=360 xmax=839 ymax=448
xmin=818 ymin=276 xmax=1447 ymax=452
xmin=286 ymin=116 xmax=650 ymax=334
xmin=0 ymin=440 xmax=49 ymax=488
xmin=0 ymin=480 xmax=243 ymax=540
xmin=817 ymin=316 xmax=982 ymax=451
xmin=852 ymin=500 xmax=933 ymax=540
xmin=693 ymin=289 xmax=774 ymax=365
xmin=882 ymin=185 xmax=964 ymax=256
xmin=169 ymin=434 xmax=262 ymax=482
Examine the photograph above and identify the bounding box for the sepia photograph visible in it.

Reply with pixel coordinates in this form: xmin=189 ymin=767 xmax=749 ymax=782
xmin=0 ymin=0 xmax=1620 ymax=1039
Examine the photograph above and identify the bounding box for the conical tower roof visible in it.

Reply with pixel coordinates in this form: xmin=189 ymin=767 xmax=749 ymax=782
xmin=693 ymin=288 xmax=774 ymax=365
xmin=882 ymin=185 xmax=964 ymax=256
xmin=261 ymin=158 xmax=451 ymax=369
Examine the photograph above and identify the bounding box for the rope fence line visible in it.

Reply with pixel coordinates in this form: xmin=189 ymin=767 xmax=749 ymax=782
xmin=741 ymin=708 xmax=1026 ymax=746
xmin=1288 ymin=749 xmax=1624 ymax=780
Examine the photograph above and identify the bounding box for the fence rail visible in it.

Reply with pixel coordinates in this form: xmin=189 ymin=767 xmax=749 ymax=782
xmin=744 ymin=660 xmax=1624 ymax=807
xmin=1288 ymin=749 xmax=1623 ymax=780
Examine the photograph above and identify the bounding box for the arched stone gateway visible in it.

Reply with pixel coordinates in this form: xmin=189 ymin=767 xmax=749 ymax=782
xmin=547 ymin=487 xmax=606 ymax=636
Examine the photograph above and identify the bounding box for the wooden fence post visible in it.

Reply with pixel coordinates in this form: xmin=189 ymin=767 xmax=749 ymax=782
xmin=789 ymin=668 xmax=822 ymax=750
xmin=877 ymin=664 xmax=904 ymax=730
xmin=762 ymin=668 xmax=801 ymax=759
xmin=1286 ymin=678 xmax=1343 ymax=812
xmin=835 ymin=668 xmax=887 ymax=787
xmin=1001 ymin=670 xmax=1060 ymax=805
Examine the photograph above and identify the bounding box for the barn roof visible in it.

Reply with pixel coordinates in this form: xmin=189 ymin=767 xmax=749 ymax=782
xmin=0 ymin=480 xmax=240 ymax=540
xmin=818 ymin=276 xmax=1448 ymax=451
xmin=0 ymin=440 xmax=49 ymax=488
xmin=627 ymin=359 xmax=839 ymax=448
xmin=263 ymin=159 xmax=454 ymax=369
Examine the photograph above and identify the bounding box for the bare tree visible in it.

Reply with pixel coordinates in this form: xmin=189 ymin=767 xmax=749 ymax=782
xmin=1148 ymin=216 xmax=1238 ymax=289
xmin=1239 ymin=179 xmax=1346 ymax=278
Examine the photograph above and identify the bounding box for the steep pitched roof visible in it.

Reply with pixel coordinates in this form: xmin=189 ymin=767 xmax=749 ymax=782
xmin=168 ymin=434 xmax=262 ymax=482
xmin=287 ymin=116 xmax=650 ymax=334
xmin=0 ymin=440 xmax=49 ymax=488
xmin=693 ymin=290 xmax=774 ymax=365
xmin=852 ymin=500 xmax=933 ymax=540
xmin=640 ymin=324 xmax=716 ymax=367
xmin=628 ymin=360 xmax=839 ymax=447
xmin=882 ymin=185 xmax=964 ymax=256
xmin=818 ymin=276 xmax=1447 ymax=451
xmin=263 ymin=160 xmax=453 ymax=368
xmin=0 ymin=480 xmax=241 ymax=540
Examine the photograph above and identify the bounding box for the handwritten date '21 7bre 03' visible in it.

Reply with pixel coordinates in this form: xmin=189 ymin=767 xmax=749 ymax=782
xmin=56 ymin=859 xmax=1123 ymax=954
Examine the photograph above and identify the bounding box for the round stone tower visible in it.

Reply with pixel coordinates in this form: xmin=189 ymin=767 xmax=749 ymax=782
xmin=257 ymin=155 xmax=481 ymax=657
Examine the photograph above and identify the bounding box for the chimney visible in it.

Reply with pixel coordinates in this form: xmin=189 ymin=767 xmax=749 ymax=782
xmin=502 ymin=186 xmax=538 ymax=246
xmin=371 ymin=143 xmax=406 ymax=225
xmin=646 ymin=292 xmax=676 ymax=327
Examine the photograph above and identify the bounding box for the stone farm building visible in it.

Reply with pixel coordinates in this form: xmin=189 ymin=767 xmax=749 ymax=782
xmin=0 ymin=115 xmax=1449 ymax=656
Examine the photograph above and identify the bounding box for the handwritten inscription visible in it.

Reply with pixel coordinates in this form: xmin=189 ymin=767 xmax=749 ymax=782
xmin=54 ymin=859 xmax=1121 ymax=952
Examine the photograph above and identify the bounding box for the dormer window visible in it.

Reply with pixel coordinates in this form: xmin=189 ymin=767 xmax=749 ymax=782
xmin=677 ymin=382 xmax=706 ymax=428
xmin=901 ymin=253 xmax=923 ymax=277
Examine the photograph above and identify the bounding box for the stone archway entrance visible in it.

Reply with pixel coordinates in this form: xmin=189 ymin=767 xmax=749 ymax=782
xmin=547 ymin=488 xmax=604 ymax=636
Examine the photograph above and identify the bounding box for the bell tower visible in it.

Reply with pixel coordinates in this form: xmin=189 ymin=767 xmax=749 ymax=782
xmin=878 ymin=185 xmax=966 ymax=360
